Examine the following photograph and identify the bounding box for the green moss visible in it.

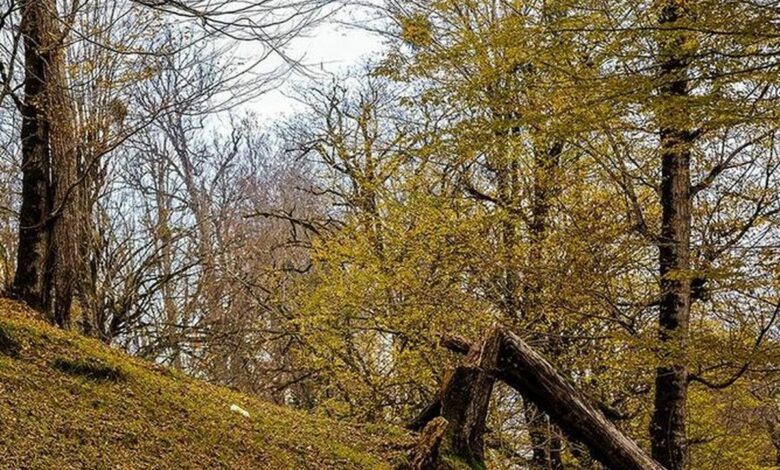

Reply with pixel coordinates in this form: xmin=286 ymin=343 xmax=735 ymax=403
xmin=0 ymin=298 xmax=411 ymax=469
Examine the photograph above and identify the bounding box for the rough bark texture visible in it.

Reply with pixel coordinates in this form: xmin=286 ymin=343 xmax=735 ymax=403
xmin=496 ymin=329 xmax=664 ymax=470
xmin=410 ymin=417 xmax=449 ymax=470
xmin=14 ymin=0 xmax=57 ymax=314
xmin=14 ymin=0 xmax=81 ymax=328
xmin=437 ymin=326 xmax=501 ymax=467
xmin=651 ymin=3 xmax=694 ymax=469
xmin=433 ymin=328 xmax=665 ymax=470
xmin=49 ymin=35 xmax=80 ymax=329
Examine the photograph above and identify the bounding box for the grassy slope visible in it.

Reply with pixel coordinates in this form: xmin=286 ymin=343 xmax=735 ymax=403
xmin=0 ymin=299 xmax=411 ymax=469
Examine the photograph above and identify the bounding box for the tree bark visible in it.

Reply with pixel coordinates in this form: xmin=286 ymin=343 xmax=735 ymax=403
xmin=434 ymin=328 xmax=665 ymax=470
xmin=14 ymin=0 xmax=80 ymax=327
xmin=496 ymin=328 xmax=664 ymax=470
xmin=14 ymin=0 xmax=59 ymax=315
xmin=436 ymin=326 xmax=501 ymax=467
xmin=651 ymin=3 xmax=695 ymax=469
xmin=410 ymin=417 xmax=449 ymax=470
xmin=49 ymin=46 xmax=80 ymax=329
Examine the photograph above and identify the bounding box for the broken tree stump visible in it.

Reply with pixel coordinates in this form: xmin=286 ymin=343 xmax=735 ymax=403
xmin=408 ymin=326 xmax=501 ymax=468
xmin=438 ymin=325 xmax=501 ymax=466
xmin=406 ymin=333 xmax=480 ymax=433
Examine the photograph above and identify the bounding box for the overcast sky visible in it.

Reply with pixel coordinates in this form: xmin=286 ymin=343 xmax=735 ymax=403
xmin=248 ymin=20 xmax=385 ymax=120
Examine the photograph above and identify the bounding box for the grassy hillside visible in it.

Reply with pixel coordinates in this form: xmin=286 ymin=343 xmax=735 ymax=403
xmin=0 ymin=299 xmax=411 ymax=469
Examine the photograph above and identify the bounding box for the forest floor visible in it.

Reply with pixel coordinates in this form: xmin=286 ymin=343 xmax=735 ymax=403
xmin=0 ymin=299 xmax=411 ymax=469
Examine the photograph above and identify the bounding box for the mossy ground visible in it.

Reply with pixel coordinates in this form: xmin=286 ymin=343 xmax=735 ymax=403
xmin=0 ymin=299 xmax=411 ymax=469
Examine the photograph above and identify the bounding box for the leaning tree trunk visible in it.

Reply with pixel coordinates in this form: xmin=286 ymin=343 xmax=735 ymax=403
xmin=651 ymin=3 xmax=695 ymax=469
xmin=495 ymin=328 xmax=664 ymax=470
xmin=425 ymin=327 xmax=665 ymax=470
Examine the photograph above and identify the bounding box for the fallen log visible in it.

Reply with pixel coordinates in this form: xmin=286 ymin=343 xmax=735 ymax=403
xmin=414 ymin=327 xmax=665 ymax=470
xmin=495 ymin=328 xmax=664 ymax=470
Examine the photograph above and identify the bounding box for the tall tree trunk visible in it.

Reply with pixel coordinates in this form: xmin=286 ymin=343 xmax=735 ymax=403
xmin=50 ymin=75 xmax=80 ymax=329
xmin=524 ymin=141 xmax=564 ymax=470
xmin=14 ymin=0 xmax=58 ymax=315
xmin=651 ymin=2 xmax=695 ymax=469
xmin=14 ymin=0 xmax=79 ymax=327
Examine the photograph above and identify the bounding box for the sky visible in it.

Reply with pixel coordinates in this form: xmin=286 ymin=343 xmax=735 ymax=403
xmin=248 ymin=20 xmax=386 ymax=120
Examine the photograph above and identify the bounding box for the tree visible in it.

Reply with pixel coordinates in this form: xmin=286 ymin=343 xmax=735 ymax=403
xmin=8 ymin=0 xmax=336 ymax=328
xmin=2 ymin=1 xmax=780 ymax=468
xmin=315 ymin=1 xmax=780 ymax=467
xmin=14 ymin=0 xmax=78 ymax=325
xmin=650 ymin=3 xmax=696 ymax=467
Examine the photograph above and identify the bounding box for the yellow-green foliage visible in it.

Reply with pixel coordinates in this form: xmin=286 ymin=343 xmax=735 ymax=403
xmin=294 ymin=185 xmax=496 ymax=421
xmin=0 ymin=299 xmax=411 ymax=469
xmin=288 ymin=1 xmax=780 ymax=467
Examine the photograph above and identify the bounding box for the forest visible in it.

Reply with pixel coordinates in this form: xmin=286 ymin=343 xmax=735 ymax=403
xmin=0 ymin=1 xmax=779 ymax=469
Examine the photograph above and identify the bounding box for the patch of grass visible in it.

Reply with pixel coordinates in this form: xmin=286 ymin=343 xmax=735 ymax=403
xmin=52 ymin=356 xmax=125 ymax=382
xmin=0 ymin=298 xmax=411 ymax=469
